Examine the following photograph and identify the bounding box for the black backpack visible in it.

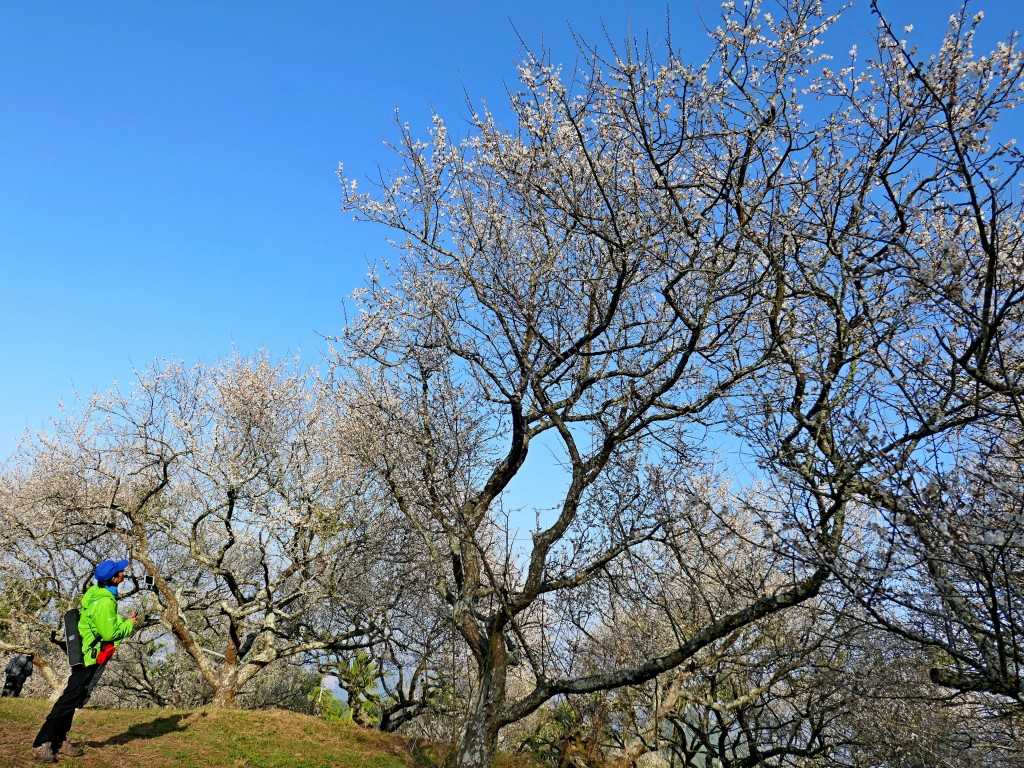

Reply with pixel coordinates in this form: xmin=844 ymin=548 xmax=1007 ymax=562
xmin=4 ymin=654 xmax=32 ymax=680
xmin=63 ymin=608 xmax=84 ymax=666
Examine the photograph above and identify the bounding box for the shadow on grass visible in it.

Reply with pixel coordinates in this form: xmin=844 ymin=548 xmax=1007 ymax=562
xmin=88 ymin=714 xmax=190 ymax=747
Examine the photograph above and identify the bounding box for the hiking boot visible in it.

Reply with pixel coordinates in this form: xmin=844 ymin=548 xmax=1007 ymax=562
xmin=31 ymin=743 xmax=57 ymax=763
xmin=59 ymin=741 xmax=85 ymax=756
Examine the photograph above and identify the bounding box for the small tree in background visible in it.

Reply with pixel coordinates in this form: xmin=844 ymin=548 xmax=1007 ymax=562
xmin=0 ymin=354 xmax=409 ymax=706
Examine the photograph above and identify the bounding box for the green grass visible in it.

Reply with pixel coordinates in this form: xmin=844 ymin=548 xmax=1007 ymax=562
xmin=0 ymin=697 xmax=440 ymax=768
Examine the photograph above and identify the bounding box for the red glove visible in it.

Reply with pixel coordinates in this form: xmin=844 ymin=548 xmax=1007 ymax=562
xmin=96 ymin=643 xmax=116 ymax=665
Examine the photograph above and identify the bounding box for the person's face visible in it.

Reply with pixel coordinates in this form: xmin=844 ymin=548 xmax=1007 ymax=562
xmin=111 ymin=571 xmax=125 ymax=585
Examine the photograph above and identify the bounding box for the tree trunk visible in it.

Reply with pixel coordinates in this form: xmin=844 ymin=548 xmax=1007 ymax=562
xmin=212 ymin=666 xmax=238 ymax=707
xmin=212 ymin=686 xmax=236 ymax=706
xmin=454 ymin=632 xmax=508 ymax=768
xmin=456 ymin=701 xmax=500 ymax=768
xmin=30 ymin=655 xmax=65 ymax=694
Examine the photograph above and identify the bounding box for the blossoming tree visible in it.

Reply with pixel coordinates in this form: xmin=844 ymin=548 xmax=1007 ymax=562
xmin=336 ymin=0 xmax=1024 ymax=764
xmin=1 ymin=354 xmax=409 ymax=706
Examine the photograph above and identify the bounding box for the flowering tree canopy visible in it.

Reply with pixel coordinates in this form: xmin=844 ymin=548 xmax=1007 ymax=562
xmin=337 ymin=1 xmax=1024 ymax=765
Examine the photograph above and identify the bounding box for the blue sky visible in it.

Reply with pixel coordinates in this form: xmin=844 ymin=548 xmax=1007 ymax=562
xmin=1 ymin=0 xmax=1021 ymax=460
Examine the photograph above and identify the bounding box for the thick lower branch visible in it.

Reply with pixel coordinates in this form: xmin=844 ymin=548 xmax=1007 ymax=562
xmin=501 ymin=566 xmax=829 ymax=725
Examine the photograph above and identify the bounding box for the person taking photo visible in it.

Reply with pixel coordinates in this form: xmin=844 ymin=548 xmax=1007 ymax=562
xmin=32 ymin=558 xmax=137 ymax=763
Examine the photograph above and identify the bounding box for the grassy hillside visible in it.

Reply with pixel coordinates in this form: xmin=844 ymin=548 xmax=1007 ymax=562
xmin=0 ymin=697 xmax=461 ymax=768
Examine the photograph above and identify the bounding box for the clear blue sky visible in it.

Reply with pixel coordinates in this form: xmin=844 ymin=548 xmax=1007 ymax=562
xmin=1 ymin=0 xmax=1021 ymax=458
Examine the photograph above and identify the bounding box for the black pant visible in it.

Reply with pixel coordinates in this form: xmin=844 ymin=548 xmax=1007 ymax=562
xmin=33 ymin=664 xmax=98 ymax=749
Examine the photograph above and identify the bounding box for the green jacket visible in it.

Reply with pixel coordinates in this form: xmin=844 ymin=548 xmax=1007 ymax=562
xmin=78 ymin=585 xmax=135 ymax=666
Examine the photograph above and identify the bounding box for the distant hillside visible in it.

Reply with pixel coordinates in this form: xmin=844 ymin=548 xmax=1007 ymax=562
xmin=0 ymin=697 xmax=451 ymax=768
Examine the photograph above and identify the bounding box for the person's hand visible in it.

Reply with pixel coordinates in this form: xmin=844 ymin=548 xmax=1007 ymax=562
xmin=128 ymin=613 xmax=139 ymax=624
